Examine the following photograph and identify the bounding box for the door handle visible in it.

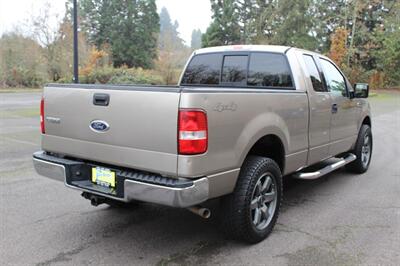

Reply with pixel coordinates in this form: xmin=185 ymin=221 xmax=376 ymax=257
xmin=93 ymin=93 xmax=110 ymax=106
xmin=331 ymin=103 xmax=338 ymax=114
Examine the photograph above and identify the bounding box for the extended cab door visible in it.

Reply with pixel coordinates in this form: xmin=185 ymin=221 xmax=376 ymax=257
xmin=318 ymin=58 xmax=360 ymax=156
xmin=301 ymin=54 xmax=332 ymax=165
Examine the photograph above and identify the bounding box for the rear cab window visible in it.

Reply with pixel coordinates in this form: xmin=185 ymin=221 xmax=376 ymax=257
xmin=181 ymin=51 xmax=294 ymax=89
xmin=181 ymin=54 xmax=222 ymax=85
xmin=221 ymin=55 xmax=248 ymax=85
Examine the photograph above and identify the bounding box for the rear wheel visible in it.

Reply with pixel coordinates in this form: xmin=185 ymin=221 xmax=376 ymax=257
xmin=220 ymin=156 xmax=282 ymax=243
xmin=346 ymin=124 xmax=372 ymax=173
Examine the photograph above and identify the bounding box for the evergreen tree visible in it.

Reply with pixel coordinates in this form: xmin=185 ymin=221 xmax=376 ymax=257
xmin=271 ymin=0 xmax=318 ymax=50
xmin=155 ymin=7 xmax=189 ymax=84
xmin=190 ymin=29 xmax=202 ymax=49
xmin=159 ymin=7 xmax=184 ymax=50
xmin=202 ymin=0 xmax=241 ymax=47
xmin=370 ymin=0 xmax=400 ymax=86
xmin=246 ymin=0 xmax=280 ymax=44
xmin=312 ymin=0 xmax=349 ymax=52
xmin=348 ymin=0 xmax=390 ymax=70
xmin=80 ymin=0 xmax=159 ymax=68
xmin=236 ymin=0 xmax=254 ymax=43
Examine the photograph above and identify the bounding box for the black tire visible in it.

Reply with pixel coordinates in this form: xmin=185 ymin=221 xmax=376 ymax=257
xmin=220 ymin=156 xmax=282 ymax=243
xmin=346 ymin=124 xmax=373 ymax=174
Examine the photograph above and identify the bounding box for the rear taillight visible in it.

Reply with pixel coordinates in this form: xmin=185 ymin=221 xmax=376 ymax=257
xmin=178 ymin=109 xmax=208 ymax=155
xmin=40 ymin=97 xmax=45 ymax=134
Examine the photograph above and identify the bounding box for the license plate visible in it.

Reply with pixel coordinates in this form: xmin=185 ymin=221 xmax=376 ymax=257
xmin=92 ymin=167 xmax=116 ymax=188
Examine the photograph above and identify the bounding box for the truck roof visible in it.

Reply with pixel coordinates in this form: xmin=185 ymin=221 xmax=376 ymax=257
xmin=194 ymin=45 xmax=291 ymax=55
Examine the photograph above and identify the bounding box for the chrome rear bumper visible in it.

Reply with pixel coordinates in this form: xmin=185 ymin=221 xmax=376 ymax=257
xmin=33 ymin=157 xmax=66 ymax=182
xmin=33 ymin=151 xmax=209 ymax=208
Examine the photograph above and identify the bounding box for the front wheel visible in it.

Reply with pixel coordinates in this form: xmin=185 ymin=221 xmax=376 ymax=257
xmin=220 ymin=156 xmax=282 ymax=243
xmin=346 ymin=124 xmax=373 ymax=173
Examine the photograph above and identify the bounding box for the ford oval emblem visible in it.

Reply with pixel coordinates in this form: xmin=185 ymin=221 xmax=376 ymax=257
xmin=90 ymin=120 xmax=110 ymax=132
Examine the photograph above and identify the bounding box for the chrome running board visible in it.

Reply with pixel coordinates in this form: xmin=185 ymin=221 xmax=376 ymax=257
xmin=294 ymin=154 xmax=356 ymax=180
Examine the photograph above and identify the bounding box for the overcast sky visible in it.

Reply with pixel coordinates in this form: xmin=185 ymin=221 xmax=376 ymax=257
xmin=0 ymin=0 xmax=212 ymax=45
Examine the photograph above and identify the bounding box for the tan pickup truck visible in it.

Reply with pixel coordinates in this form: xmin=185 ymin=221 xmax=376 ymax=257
xmin=33 ymin=45 xmax=372 ymax=243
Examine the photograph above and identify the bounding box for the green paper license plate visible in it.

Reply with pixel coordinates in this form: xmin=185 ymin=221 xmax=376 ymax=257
xmin=92 ymin=167 xmax=116 ymax=187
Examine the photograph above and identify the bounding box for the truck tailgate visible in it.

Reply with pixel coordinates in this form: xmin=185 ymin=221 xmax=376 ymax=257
xmin=42 ymin=85 xmax=180 ymax=176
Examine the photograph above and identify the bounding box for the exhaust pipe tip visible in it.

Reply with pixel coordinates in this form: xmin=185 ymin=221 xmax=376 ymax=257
xmin=199 ymin=208 xmax=211 ymax=219
xmin=187 ymin=206 xmax=211 ymax=219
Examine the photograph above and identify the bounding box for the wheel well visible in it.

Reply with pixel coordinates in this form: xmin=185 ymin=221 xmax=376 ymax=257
xmin=362 ymin=116 xmax=371 ymax=127
xmin=247 ymin=135 xmax=285 ymax=172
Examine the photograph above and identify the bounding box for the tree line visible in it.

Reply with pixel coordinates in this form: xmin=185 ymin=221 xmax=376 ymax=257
xmin=1 ymin=0 xmax=398 ymax=88
xmin=202 ymin=0 xmax=399 ymax=87
xmin=0 ymin=0 xmax=198 ymax=87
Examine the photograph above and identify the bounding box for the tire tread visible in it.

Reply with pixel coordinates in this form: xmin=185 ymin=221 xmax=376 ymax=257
xmin=220 ymin=156 xmax=282 ymax=243
xmin=346 ymin=125 xmax=372 ymax=174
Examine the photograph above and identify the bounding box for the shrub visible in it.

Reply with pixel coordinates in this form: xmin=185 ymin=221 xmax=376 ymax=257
xmin=4 ymin=67 xmax=46 ymax=87
xmin=107 ymin=67 xmax=164 ymax=85
xmin=0 ymin=33 xmax=48 ymax=88
xmin=369 ymin=71 xmax=386 ymax=90
xmin=74 ymin=66 xmax=164 ymax=85
xmin=80 ymin=48 xmax=110 ymax=76
xmin=57 ymin=76 xmax=73 ymax=83
xmin=92 ymin=67 xmax=116 ymax=84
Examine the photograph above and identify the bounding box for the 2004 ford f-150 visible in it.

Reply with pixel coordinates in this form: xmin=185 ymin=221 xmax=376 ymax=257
xmin=33 ymin=45 xmax=372 ymax=243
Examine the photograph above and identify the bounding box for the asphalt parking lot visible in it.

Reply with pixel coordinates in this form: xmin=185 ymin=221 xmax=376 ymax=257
xmin=1 ymin=91 xmax=399 ymax=265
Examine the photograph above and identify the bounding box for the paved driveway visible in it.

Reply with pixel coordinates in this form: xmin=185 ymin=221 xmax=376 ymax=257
xmin=0 ymin=91 xmax=399 ymax=265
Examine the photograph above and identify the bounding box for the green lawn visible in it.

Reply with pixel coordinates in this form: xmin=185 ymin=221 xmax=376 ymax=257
xmin=0 ymin=87 xmax=43 ymax=93
xmin=0 ymin=107 xmax=39 ymax=118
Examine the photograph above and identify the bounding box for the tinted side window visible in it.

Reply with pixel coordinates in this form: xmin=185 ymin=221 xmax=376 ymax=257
xmin=181 ymin=54 xmax=221 ymax=85
xmin=303 ymin=55 xmax=325 ymax=92
xmin=320 ymin=59 xmax=346 ymax=95
xmin=221 ymin=55 xmax=248 ymax=85
xmin=248 ymin=53 xmax=293 ymax=88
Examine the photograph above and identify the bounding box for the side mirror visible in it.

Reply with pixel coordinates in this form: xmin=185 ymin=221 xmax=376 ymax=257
xmin=353 ymin=83 xmax=369 ymax=98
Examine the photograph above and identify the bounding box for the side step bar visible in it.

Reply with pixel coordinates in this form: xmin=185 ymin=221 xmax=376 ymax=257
xmin=294 ymin=154 xmax=356 ymax=180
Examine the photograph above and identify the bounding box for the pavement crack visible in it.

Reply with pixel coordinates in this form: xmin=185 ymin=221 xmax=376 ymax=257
xmin=275 ymin=245 xmax=362 ymax=266
xmin=365 ymin=206 xmax=400 ymax=210
xmin=156 ymin=241 xmax=225 ymax=266
xmin=276 ymin=223 xmax=337 ymax=248
xmin=331 ymin=224 xmax=391 ymax=231
xmin=32 ymin=213 xmax=73 ymax=225
xmin=35 ymin=244 xmax=88 ymax=266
